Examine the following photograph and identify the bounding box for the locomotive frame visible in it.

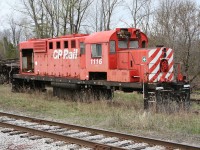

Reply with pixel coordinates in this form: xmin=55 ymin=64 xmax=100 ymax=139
xmin=12 ymin=73 xmax=190 ymax=110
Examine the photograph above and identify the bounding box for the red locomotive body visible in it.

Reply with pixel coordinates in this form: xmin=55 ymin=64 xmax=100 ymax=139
xmin=13 ymin=28 xmax=190 ymax=110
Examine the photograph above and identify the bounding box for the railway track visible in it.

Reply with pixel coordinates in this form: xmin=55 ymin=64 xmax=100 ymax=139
xmin=190 ymin=99 xmax=200 ymax=105
xmin=0 ymin=112 xmax=199 ymax=150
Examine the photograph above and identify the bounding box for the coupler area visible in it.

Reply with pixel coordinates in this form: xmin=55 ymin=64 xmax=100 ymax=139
xmin=144 ymin=82 xmax=190 ymax=112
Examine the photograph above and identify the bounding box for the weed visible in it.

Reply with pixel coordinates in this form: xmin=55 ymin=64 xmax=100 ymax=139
xmin=0 ymin=85 xmax=199 ymax=139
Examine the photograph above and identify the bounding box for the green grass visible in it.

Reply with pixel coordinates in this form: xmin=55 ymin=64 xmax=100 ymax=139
xmin=0 ymin=85 xmax=199 ymax=141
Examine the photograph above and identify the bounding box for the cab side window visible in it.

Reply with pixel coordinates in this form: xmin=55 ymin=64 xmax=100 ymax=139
xmin=71 ymin=40 xmax=76 ymax=48
xmin=110 ymin=41 xmax=116 ymax=53
xmin=49 ymin=42 xmax=53 ymax=49
xmin=80 ymin=42 xmax=85 ymax=55
xmin=118 ymin=40 xmax=128 ymax=48
xmin=64 ymin=41 xmax=68 ymax=48
xmin=142 ymin=41 xmax=146 ymax=48
xmin=91 ymin=44 xmax=102 ymax=58
xmin=56 ymin=41 xmax=61 ymax=49
xmin=130 ymin=40 xmax=138 ymax=48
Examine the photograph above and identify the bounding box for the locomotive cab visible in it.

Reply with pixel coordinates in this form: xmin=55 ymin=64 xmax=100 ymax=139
xmin=105 ymin=28 xmax=149 ymax=83
xmin=84 ymin=28 xmax=149 ymax=82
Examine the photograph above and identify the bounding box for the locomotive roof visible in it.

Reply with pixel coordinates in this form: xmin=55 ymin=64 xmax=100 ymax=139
xmin=21 ymin=28 xmax=148 ymax=47
xmin=84 ymin=30 xmax=116 ymax=44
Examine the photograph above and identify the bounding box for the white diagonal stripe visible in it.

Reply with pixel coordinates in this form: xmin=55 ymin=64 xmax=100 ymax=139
xmin=148 ymin=48 xmax=157 ymax=58
xmin=149 ymin=64 xmax=160 ymax=81
xmin=149 ymin=73 xmax=155 ymax=81
xmin=149 ymin=50 xmax=162 ymax=69
xmin=151 ymin=63 xmax=160 ymax=73
xmin=168 ymin=54 xmax=173 ymax=64
xmin=166 ymin=48 xmax=172 ymax=57
xmin=165 ymin=64 xmax=174 ymax=79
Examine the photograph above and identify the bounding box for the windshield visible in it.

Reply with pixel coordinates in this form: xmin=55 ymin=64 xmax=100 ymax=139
xmin=130 ymin=41 xmax=138 ymax=48
xmin=118 ymin=40 xmax=138 ymax=49
xmin=118 ymin=40 xmax=128 ymax=48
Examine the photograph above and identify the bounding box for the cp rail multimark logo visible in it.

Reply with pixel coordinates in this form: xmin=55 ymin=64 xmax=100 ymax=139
xmin=142 ymin=56 xmax=146 ymax=62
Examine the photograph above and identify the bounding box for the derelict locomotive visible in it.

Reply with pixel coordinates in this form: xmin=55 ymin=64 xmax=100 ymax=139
xmin=12 ymin=28 xmax=190 ymax=110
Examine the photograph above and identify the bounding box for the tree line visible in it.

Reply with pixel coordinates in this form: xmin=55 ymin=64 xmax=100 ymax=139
xmin=0 ymin=0 xmax=199 ymax=87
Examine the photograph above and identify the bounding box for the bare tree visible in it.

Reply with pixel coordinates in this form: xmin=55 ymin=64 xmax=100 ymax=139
xmin=20 ymin=0 xmax=92 ymax=36
xmin=60 ymin=0 xmax=70 ymax=35
xmin=176 ymin=0 xmax=200 ymax=82
xmin=42 ymin=0 xmax=57 ymax=37
xmin=87 ymin=0 xmax=122 ymax=32
xmin=68 ymin=0 xmax=93 ymax=34
xmin=56 ymin=0 xmax=93 ymax=34
xmin=150 ymin=0 xmax=180 ymax=48
xmin=8 ymin=16 xmax=23 ymax=47
xmin=126 ymin=0 xmax=152 ymax=32
xmin=86 ymin=0 xmax=103 ymax=32
xmin=151 ymin=0 xmax=200 ymax=84
xmin=101 ymin=0 xmax=122 ymax=31
xmin=21 ymin=0 xmax=44 ymax=38
xmin=77 ymin=0 xmax=92 ymax=33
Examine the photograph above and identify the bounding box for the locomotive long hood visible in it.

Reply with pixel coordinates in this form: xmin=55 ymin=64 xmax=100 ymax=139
xmin=117 ymin=47 xmax=174 ymax=83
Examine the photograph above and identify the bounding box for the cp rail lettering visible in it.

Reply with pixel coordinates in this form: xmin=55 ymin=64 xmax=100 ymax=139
xmin=53 ymin=49 xmax=78 ymax=59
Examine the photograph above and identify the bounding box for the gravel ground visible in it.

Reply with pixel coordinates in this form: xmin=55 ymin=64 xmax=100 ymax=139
xmin=0 ymin=128 xmax=59 ymax=150
xmin=0 ymin=127 xmax=90 ymax=150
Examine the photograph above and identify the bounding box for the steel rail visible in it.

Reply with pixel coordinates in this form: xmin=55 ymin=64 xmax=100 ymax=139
xmin=190 ymin=98 xmax=200 ymax=104
xmin=0 ymin=112 xmax=199 ymax=150
xmin=0 ymin=121 xmax=123 ymax=150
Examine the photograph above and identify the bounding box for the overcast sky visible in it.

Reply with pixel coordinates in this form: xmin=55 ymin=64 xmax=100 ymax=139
xmin=0 ymin=0 xmax=200 ymax=30
xmin=1 ymin=0 xmax=17 ymax=16
xmin=1 ymin=0 xmax=200 ymax=17
xmin=0 ymin=0 xmax=18 ymax=29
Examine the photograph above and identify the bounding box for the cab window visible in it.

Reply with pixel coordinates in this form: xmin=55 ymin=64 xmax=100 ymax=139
xmin=64 ymin=41 xmax=68 ymax=48
xmin=118 ymin=40 xmax=128 ymax=48
xmin=130 ymin=40 xmax=138 ymax=48
xmin=49 ymin=42 xmax=53 ymax=49
xmin=56 ymin=41 xmax=60 ymax=49
xmin=142 ymin=41 xmax=146 ymax=48
xmin=71 ymin=40 xmax=76 ymax=48
xmin=80 ymin=42 xmax=85 ymax=54
xmin=118 ymin=40 xmax=139 ymax=49
xmin=91 ymin=44 xmax=102 ymax=58
xmin=110 ymin=41 xmax=116 ymax=53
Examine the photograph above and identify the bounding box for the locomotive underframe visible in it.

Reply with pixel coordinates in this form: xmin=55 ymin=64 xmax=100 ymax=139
xmin=144 ymin=82 xmax=190 ymax=111
xmin=12 ymin=74 xmax=190 ymax=111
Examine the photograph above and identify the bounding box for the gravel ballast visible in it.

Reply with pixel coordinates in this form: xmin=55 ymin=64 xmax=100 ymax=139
xmin=0 ymin=127 xmax=91 ymax=150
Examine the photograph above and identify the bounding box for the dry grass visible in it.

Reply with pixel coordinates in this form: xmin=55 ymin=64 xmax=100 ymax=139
xmin=0 ymin=85 xmax=199 ymax=145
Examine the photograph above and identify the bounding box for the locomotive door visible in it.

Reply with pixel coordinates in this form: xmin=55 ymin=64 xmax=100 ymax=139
xmin=21 ymin=49 xmax=34 ymax=73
